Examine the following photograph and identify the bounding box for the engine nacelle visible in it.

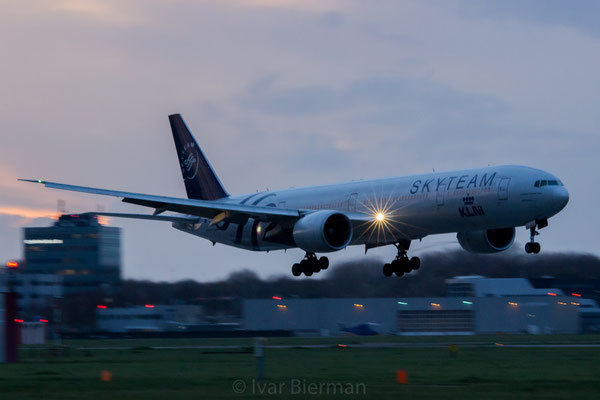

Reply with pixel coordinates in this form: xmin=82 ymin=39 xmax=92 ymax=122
xmin=457 ymin=227 xmax=515 ymax=254
xmin=293 ymin=210 xmax=352 ymax=253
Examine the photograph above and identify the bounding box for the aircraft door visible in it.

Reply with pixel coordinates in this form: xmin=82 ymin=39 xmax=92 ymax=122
xmin=436 ymin=184 xmax=446 ymax=206
xmin=498 ymin=178 xmax=510 ymax=200
xmin=348 ymin=193 xmax=358 ymax=212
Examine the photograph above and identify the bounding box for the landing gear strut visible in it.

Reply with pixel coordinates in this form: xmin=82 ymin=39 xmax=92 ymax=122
xmin=292 ymin=253 xmax=329 ymax=277
xmin=382 ymin=243 xmax=420 ymax=277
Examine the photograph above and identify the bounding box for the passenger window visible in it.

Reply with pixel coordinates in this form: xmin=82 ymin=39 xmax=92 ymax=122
xmin=548 ymin=180 xmax=558 ymax=186
xmin=540 ymin=180 xmax=547 ymax=187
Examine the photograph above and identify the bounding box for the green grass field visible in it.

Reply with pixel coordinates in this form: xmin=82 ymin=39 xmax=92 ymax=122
xmin=2 ymin=336 xmax=600 ymax=399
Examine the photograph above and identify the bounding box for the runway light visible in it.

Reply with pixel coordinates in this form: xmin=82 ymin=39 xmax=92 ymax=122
xmin=547 ymin=292 xmax=557 ymax=296
xmin=277 ymin=304 xmax=287 ymax=309
xmin=145 ymin=304 xmax=155 ymax=308
xmin=272 ymin=296 xmax=282 ymax=300
xmin=14 ymin=319 xmax=23 ymax=323
xmin=430 ymin=303 xmax=441 ymax=307
xmin=495 ymin=342 xmax=504 ymax=346
xmin=6 ymin=261 xmax=18 ymax=268
xmin=558 ymin=302 xmax=567 ymax=306
xmin=40 ymin=319 xmax=49 ymax=323
xmin=97 ymin=305 xmax=107 ymax=309
xmin=571 ymin=302 xmax=580 ymax=306
xmin=354 ymin=304 xmax=364 ymax=308
xmin=508 ymin=302 xmax=518 ymax=307
xmin=397 ymin=301 xmax=408 ymax=306
xmin=572 ymin=293 xmax=581 ymax=297
xmin=462 ymin=301 xmax=473 ymax=305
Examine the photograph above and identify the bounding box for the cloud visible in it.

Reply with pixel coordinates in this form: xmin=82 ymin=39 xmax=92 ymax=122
xmin=0 ymin=206 xmax=58 ymax=223
xmin=239 ymin=76 xmax=508 ymax=120
xmin=455 ymin=0 xmax=600 ymax=38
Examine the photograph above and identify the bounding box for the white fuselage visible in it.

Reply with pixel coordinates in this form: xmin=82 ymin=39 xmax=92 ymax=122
xmin=173 ymin=165 xmax=568 ymax=252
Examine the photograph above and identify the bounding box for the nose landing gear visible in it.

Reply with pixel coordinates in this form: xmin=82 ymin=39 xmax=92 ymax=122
xmin=525 ymin=227 xmax=541 ymax=254
xmin=525 ymin=219 xmax=547 ymax=254
xmin=292 ymin=253 xmax=329 ymax=277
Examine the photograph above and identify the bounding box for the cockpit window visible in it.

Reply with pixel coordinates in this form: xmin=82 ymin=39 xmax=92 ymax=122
xmin=535 ymin=179 xmax=563 ymax=188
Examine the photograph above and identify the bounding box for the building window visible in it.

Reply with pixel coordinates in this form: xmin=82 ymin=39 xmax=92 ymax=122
xmin=397 ymin=310 xmax=474 ymax=333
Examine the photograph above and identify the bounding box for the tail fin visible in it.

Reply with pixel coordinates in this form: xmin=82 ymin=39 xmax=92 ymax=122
xmin=168 ymin=114 xmax=228 ymax=200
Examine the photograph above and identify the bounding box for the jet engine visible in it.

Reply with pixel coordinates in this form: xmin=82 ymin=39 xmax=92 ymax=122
xmin=457 ymin=227 xmax=515 ymax=253
xmin=293 ymin=210 xmax=353 ymax=253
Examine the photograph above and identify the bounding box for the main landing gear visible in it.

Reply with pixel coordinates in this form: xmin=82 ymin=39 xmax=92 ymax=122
xmin=292 ymin=253 xmax=329 ymax=277
xmin=382 ymin=244 xmax=420 ymax=277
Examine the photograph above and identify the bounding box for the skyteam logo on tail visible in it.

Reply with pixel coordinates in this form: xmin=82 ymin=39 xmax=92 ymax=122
xmin=180 ymin=142 xmax=199 ymax=180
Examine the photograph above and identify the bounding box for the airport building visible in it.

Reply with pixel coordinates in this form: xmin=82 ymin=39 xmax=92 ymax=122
xmin=22 ymin=214 xmax=121 ymax=294
xmin=243 ymin=277 xmax=599 ymax=335
xmin=96 ymin=305 xmax=208 ymax=332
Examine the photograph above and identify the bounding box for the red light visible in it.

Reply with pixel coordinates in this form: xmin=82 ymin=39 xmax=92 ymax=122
xmin=70 ymin=214 xmax=79 ymax=217
xmin=97 ymin=305 xmax=107 ymax=309
xmin=145 ymin=304 xmax=155 ymax=308
xmin=40 ymin=319 xmax=49 ymax=323
xmin=572 ymin=293 xmax=581 ymax=297
xmin=272 ymin=296 xmax=282 ymax=300
xmin=14 ymin=319 xmax=23 ymax=323
xmin=7 ymin=262 xmax=18 ymax=268
xmin=547 ymin=292 xmax=557 ymax=296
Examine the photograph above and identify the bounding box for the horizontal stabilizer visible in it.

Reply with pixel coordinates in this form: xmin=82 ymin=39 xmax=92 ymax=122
xmin=81 ymin=212 xmax=200 ymax=223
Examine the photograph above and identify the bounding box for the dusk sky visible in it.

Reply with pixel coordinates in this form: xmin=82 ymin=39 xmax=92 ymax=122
xmin=1 ymin=0 xmax=599 ymax=281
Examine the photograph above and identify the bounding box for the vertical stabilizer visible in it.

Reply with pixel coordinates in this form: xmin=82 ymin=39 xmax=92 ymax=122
xmin=168 ymin=114 xmax=228 ymax=200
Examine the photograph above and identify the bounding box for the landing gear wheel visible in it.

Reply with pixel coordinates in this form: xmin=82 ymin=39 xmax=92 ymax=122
xmin=292 ymin=263 xmax=301 ymax=277
xmin=533 ymin=242 xmax=541 ymax=254
xmin=318 ymin=257 xmax=329 ymax=270
xmin=312 ymin=262 xmax=321 ymax=273
xmin=383 ymin=263 xmax=393 ymax=277
xmin=525 ymin=242 xmax=533 ymax=254
xmin=410 ymin=257 xmax=421 ymax=270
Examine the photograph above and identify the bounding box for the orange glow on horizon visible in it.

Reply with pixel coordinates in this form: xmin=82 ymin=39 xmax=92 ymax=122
xmin=0 ymin=206 xmax=58 ymax=220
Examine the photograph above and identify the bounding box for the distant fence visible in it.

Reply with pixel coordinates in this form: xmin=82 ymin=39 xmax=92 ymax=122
xmin=61 ymin=330 xmax=292 ymax=340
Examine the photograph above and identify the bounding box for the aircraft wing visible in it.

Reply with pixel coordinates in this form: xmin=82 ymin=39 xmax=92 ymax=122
xmin=19 ymin=179 xmax=303 ymax=227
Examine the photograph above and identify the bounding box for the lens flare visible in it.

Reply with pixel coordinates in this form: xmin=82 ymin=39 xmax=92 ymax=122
xmin=353 ymin=185 xmax=423 ymax=246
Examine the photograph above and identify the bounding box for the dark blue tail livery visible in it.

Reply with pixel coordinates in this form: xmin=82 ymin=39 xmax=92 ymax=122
xmin=169 ymin=114 xmax=228 ymax=200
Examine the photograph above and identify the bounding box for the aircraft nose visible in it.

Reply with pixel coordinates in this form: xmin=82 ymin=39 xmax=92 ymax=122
xmin=553 ymin=186 xmax=569 ymax=211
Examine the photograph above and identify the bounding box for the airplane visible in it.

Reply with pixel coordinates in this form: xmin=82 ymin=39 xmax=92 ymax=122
xmin=20 ymin=114 xmax=569 ymax=278
xmin=338 ymin=322 xmax=380 ymax=336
